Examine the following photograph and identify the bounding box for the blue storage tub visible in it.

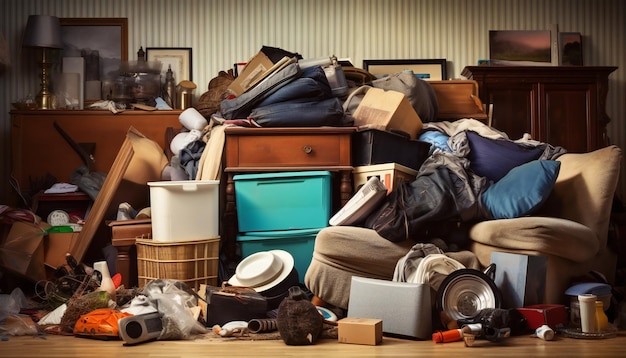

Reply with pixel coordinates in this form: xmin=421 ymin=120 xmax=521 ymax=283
xmin=234 ymin=171 xmax=332 ymax=232
xmin=237 ymin=228 xmax=321 ymax=283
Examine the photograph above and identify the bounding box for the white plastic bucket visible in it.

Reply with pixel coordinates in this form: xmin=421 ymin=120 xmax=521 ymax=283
xmin=148 ymin=180 xmax=219 ymax=242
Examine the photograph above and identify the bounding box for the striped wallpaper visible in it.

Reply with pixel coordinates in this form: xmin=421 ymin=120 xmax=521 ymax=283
xmin=1 ymin=0 xmax=625 ymax=201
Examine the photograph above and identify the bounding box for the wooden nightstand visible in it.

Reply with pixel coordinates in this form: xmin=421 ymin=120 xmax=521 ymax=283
xmin=222 ymin=126 xmax=355 ymax=261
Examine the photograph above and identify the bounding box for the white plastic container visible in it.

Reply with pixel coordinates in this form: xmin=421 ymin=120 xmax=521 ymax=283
xmin=148 ymin=180 xmax=219 ymax=242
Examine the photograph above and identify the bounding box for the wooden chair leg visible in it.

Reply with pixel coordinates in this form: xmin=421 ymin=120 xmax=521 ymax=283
xmin=311 ymin=295 xmax=329 ymax=307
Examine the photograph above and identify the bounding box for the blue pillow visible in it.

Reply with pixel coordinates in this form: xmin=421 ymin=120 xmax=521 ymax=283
xmin=482 ymin=160 xmax=561 ymax=219
xmin=466 ymin=131 xmax=545 ymax=182
xmin=418 ymin=130 xmax=452 ymax=154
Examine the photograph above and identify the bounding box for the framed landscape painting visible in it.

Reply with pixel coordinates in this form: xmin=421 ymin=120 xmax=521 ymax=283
xmin=489 ymin=30 xmax=552 ymax=65
xmin=363 ymin=59 xmax=447 ymax=80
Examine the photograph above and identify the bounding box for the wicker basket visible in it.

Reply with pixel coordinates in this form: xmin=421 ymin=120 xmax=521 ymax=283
xmin=136 ymin=237 xmax=220 ymax=290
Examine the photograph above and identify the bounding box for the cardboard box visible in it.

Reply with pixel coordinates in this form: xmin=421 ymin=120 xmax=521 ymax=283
xmin=0 ymin=221 xmax=48 ymax=281
xmin=490 ymin=252 xmax=547 ymax=308
xmin=352 ymin=88 xmax=423 ymax=139
xmin=227 ymin=51 xmax=275 ymax=96
xmin=338 ymin=318 xmax=383 ymax=345
xmin=44 ymin=232 xmax=80 ymax=269
xmin=353 ymin=163 xmax=417 ymax=194
xmin=516 ymin=304 xmax=568 ymax=330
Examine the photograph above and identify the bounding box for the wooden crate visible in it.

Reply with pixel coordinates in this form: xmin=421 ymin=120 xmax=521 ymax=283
xmin=136 ymin=237 xmax=219 ymax=291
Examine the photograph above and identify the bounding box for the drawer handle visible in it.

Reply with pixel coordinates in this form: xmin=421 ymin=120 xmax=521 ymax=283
xmin=303 ymin=145 xmax=313 ymax=154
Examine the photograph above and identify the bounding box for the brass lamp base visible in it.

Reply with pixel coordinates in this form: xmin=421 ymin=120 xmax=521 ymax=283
xmin=35 ymin=48 xmax=56 ymax=110
xmin=36 ymin=91 xmax=56 ymax=110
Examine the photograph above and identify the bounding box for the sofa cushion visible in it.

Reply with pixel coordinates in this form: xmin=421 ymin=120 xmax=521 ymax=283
xmin=482 ymin=160 xmax=560 ymax=219
xmin=466 ymin=131 xmax=545 ymax=182
xmin=469 ymin=216 xmax=598 ymax=263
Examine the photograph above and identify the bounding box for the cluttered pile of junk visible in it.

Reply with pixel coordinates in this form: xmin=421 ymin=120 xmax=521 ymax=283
xmin=0 ymin=45 xmax=620 ymax=346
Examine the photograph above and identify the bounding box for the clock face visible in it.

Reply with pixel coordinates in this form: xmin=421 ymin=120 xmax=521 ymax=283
xmin=47 ymin=210 xmax=70 ymax=226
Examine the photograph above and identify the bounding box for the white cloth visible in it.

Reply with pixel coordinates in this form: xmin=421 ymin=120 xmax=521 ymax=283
xmin=44 ymin=183 xmax=78 ymax=194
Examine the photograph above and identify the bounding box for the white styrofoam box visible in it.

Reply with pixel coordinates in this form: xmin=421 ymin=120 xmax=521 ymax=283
xmin=490 ymin=252 xmax=547 ymax=309
xmin=353 ymin=162 xmax=417 ymax=194
xmin=348 ymin=276 xmax=432 ymax=340
xmin=148 ymin=180 xmax=220 ymax=242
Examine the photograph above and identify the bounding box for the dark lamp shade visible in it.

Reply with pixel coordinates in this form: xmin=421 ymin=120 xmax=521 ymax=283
xmin=22 ymin=15 xmax=63 ymax=49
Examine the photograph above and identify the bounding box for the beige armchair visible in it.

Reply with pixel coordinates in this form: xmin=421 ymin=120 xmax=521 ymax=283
xmin=305 ymin=145 xmax=622 ymax=310
xmin=469 ymin=145 xmax=622 ymax=304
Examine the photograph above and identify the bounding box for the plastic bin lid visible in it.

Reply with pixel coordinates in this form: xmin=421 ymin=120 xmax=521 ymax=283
xmin=233 ymin=171 xmax=331 ymax=180
xmin=237 ymin=228 xmax=322 ymax=239
xmin=564 ymin=282 xmax=612 ymax=296
xmin=147 ymin=180 xmax=219 ymax=186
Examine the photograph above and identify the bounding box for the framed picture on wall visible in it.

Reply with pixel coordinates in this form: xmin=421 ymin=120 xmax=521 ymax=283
xmin=558 ymin=32 xmax=583 ymax=65
xmin=362 ymin=59 xmax=447 ymax=80
xmin=146 ymin=47 xmax=193 ymax=82
xmin=489 ymin=30 xmax=552 ymax=65
xmin=59 ymin=18 xmax=128 ymax=81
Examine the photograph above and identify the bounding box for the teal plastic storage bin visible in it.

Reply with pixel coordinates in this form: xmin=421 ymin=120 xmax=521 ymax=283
xmin=234 ymin=171 xmax=332 ymax=232
xmin=237 ymin=228 xmax=320 ymax=283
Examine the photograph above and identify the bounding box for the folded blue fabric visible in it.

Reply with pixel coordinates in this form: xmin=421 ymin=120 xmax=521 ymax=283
xmin=418 ymin=130 xmax=452 ymax=154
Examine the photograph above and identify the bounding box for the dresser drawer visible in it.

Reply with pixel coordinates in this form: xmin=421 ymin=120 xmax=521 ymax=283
xmin=225 ymin=127 xmax=354 ymax=169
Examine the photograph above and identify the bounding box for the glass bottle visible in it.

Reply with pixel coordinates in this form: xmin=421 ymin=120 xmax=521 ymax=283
xmin=137 ymin=46 xmax=145 ymax=62
xmin=595 ymin=300 xmax=609 ymax=332
xmin=163 ymin=65 xmax=176 ymax=108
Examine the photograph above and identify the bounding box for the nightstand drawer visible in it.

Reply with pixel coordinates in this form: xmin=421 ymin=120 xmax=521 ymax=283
xmin=225 ymin=127 xmax=354 ymax=169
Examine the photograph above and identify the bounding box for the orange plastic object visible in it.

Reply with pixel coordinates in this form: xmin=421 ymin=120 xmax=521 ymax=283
xmin=432 ymin=329 xmax=463 ymax=343
xmin=112 ymin=273 xmax=122 ymax=288
xmin=73 ymin=308 xmax=133 ymax=338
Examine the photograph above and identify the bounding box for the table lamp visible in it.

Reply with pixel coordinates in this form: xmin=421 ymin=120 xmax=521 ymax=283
xmin=22 ymin=15 xmax=63 ymax=109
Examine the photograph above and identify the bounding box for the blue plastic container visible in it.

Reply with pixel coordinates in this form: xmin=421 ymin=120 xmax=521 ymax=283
xmin=236 ymin=228 xmax=321 ymax=283
xmin=234 ymin=171 xmax=332 ymax=232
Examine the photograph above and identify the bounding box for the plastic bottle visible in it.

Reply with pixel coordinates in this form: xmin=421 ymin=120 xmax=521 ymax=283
xmin=578 ymin=294 xmax=597 ymax=333
xmin=595 ymin=300 xmax=609 ymax=332
xmin=535 ymin=324 xmax=555 ymax=340
xmin=93 ymin=261 xmax=116 ymax=297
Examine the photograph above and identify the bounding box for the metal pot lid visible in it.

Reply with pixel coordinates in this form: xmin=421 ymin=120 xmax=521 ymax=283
xmin=436 ymin=267 xmax=501 ymax=322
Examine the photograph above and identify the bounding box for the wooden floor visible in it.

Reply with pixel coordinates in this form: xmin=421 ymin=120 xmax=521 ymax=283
xmin=1 ymin=331 xmax=625 ymax=357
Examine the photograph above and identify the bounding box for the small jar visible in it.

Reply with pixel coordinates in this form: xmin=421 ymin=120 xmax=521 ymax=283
xmin=176 ymin=80 xmax=197 ymax=110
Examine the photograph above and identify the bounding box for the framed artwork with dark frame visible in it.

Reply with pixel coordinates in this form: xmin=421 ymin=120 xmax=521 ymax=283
xmin=489 ymin=30 xmax=552 ymax=65
xmin=146 ymin=47 xmax=193 ymax=82
xmin=558 ymin=32 xmax=583 ymax=66
xmin=59 ymin=18 xmax=128 ymax=80
xmin=362 ymin=59 xmax=447 ymax=80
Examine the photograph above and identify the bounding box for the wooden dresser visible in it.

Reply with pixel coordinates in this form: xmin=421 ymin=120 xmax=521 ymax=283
xmin=223 ymin=126 xmax=355 ymax=260
xmin=461 ymin=66 xmax=617 ymax=152
xmin=10 ymin=110 xmax=183 ymax=194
